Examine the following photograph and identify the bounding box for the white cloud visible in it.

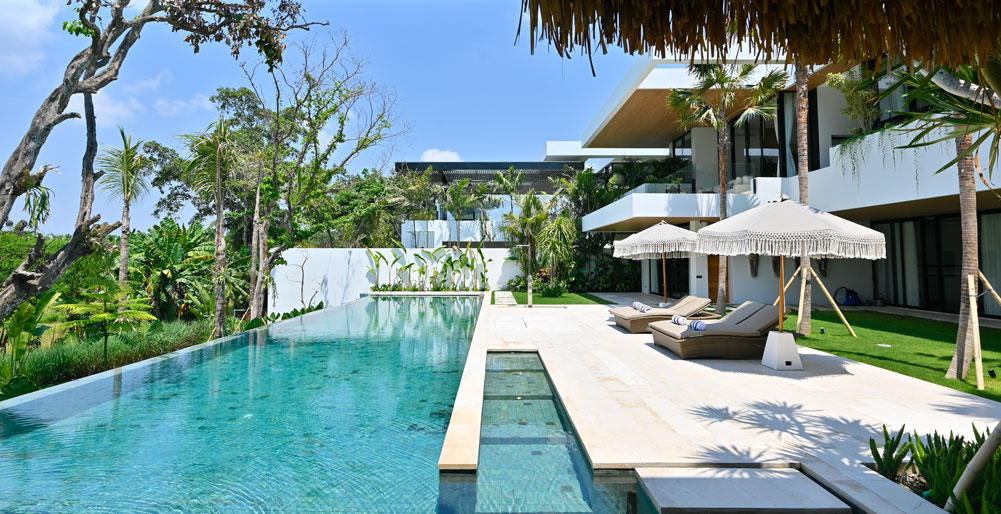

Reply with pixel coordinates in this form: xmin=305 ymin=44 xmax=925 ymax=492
xmin=0 ymin=0 xmax=59 ymax=76
xmin=67 ymin=91 xmax=145 ymax=128
xmin=127 ymin=69 xmax=174 ymax=92
xmin=420 ymin=148 xmax=462 ymax=162
xmin=154 ymin=94 xmax=213 ymax=117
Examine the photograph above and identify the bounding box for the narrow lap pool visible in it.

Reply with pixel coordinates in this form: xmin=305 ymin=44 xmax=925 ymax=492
xmin=0 ymin=296 xmax=480 ymax=512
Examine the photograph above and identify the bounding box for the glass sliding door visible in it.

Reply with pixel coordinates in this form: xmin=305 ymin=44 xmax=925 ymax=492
xmin=982 ymin=213 xmax=1001 ymax=316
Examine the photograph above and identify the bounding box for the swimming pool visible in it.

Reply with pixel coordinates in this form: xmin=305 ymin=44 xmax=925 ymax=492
xmin=0 ymin=296 xmax=480 ymax=512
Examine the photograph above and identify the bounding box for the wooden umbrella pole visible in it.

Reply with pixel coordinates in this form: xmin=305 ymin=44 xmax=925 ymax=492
xmin=779 ymin=255 xmax=785 ymax=332
xmin=662 ymin=251 xmax=667 ymax=304
xmin=773 ymin=265 xmax=802 ymax=306
xmin=979 ymin=270 xmax=1001 ymax=308
xmin=968 ymin=274 xmax=985 ymax=391
xmin=812 ymin=268 xmax=858 ymax=337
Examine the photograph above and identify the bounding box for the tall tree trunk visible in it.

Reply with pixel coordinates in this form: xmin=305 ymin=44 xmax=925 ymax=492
xmin=946 ymin=133 xmax=979 ymax=379
xmin=248 ymin=167 xmax=262 ymax=318
xmin=715 ymin=126 xmax=730 ymax=314
xmin=212 ymin=154 xmax=227 ymax=338
xmin=795 ymin=63 xmax=813 ymax=334
xmin=252 ymin=216 xmax=270 ymax=318
xmin=118 ymin=199 xmax=130 ymax=286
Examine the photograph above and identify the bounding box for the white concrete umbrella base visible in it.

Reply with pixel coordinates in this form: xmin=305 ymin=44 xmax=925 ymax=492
xmin=761 ymin=331 xmax=803 ymax=371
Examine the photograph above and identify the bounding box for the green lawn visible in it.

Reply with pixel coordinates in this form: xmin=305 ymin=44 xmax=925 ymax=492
xmin=787 ymin=309 xmax=1001 ymax=403
xmin=507 ymin=292 xmax=613 ymax=305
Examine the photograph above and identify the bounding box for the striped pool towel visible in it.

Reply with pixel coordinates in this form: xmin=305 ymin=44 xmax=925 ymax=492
xmin=671 ymin=315 xmax=688 ymax=325
xmin=689 ymin=319 xmax=707 ymax=331
xmin=632 ymin=302 xmax=653 ymax=313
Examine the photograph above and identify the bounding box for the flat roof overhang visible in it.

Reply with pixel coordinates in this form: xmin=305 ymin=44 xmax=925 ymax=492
xmin=581 ymin=192 xmax=762 ymax=232
xmin=582 ymin=60 xmax=848 ymax=149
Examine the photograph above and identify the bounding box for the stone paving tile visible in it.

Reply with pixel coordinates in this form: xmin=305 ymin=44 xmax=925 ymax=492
xmin=440 ymin=299 xmax=1001 ymax=508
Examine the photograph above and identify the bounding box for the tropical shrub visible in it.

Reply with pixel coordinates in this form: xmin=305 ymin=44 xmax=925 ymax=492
xmin=537 ymin=280 xmax=568 ymax=298
xmin=0 ymin=291 xmax=60 ymax=399
xmin=21 ymin=319 xmax=212 ymax=389
xmin=870 ymin=424 xmax=910 ymax=479
xmin=870 ymin=426 xmax=1001 ymax=513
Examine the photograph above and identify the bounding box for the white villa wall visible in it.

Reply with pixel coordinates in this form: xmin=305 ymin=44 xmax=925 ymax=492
xmin=815 ymin=85 xmax=858 ymax=168
xmin=690 ymin=127 xmax=718 ymax=192
xmin=726 ymin=255 xmax=874 ymax=308
xmin=269 ymin=247 xmax=520 ymax=314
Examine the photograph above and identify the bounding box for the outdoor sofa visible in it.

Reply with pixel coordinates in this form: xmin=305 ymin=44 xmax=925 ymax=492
xmin=649 ymin=301 xmax=780 ymax=359
xmin=608 ymin=295 xmax=715 ymax=334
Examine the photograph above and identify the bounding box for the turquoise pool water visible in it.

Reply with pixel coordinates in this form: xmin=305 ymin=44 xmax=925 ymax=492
xmin=0 ymin=296 xmax=480 ymax=512
xmin=439 ymin=352 xmax=642 ymax=514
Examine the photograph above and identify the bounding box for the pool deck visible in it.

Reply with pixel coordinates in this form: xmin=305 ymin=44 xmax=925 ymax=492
xmin=440 ymin=295 xmax=1001 ymax=512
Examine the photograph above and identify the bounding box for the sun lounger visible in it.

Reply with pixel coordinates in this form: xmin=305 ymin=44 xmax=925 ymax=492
xmin=649 ymin=301 xmax=780 ymax=359
xmin=608 ymin=296 xmax=715 ymax=334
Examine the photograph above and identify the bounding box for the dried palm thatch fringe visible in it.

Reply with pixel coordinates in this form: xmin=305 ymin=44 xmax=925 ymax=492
xmin=518 ymin=0 xmax=1001 ymax=67
xmin=696 ymin=231 xmax=887 ymax=260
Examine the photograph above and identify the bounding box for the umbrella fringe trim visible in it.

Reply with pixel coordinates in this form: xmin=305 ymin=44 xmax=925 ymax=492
xmin=614 ymin=241 xmax=697 ymax=259
xmin=695 ymin=232 xmax=886 ymax=260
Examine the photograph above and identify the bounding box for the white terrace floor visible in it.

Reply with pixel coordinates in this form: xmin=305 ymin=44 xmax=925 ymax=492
xmin=440 ymin=293 xmax=1001 ymax=513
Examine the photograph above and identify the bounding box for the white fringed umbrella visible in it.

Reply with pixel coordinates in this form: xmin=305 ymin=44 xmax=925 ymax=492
xmin=614 ymin=221 xmax=697 ymax=303
xmin=696 ymin=198 xmax=886 ymax=336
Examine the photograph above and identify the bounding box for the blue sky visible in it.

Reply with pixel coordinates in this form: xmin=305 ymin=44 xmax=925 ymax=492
xmin=1 ymin=0 xmax=638 ymax=234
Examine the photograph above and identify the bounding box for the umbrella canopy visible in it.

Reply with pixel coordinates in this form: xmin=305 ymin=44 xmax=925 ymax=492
xmin=613 ymin=221 xmax=697 ymax=260
xmin=696 ymin=199 xmax=885 ymax=260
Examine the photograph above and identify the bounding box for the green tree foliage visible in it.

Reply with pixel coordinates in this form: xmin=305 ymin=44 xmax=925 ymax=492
xmin=57 ymin=288 xmax=156 ymax=366
xmin=129 ymin=218 xmax=216 ymax=321
xmin=826 ymin=69 xmax=881 ymax=135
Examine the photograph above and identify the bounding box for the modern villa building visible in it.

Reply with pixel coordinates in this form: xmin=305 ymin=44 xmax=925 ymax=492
xmin=394 ymin=160 xmax=582 ymax=248
xmin=545 ymin=56 xmax=1001 ymax=317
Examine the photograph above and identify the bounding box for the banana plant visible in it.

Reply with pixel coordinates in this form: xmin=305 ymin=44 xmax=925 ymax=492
xmin=388 ymin=252 xmax=405 ymax=290
xmin=398 ymin=263 xmax=415 ymax=290
xmin=0 ymin=290 xmax=60 ymax=395
xmin=414 ymin=254 xmax=428 ymax=290
xmin=365 ymin=248 xmax=386 ymax=290
xmin=476 ymin=246 xmax=491 ymax=291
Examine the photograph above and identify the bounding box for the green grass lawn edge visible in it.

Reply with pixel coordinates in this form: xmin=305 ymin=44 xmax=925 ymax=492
xmin=787 ymin=309 xmax=1001 ymax=403
xmin=508 ymin=291 xmax=613 ymax=305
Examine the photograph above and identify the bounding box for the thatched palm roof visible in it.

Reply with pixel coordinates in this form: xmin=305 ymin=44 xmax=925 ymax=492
xmin=519 ymin=1 xmax=1001 ymax=66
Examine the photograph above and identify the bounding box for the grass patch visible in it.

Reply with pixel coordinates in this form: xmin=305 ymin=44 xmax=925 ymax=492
xmin=786 ymin=309 xmax=1001 ymax=403
xmin=510 ymin=292 xmax=613 ymax=305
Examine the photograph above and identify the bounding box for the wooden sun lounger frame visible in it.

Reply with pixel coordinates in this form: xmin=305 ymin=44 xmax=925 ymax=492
xmin=649 ymin=302 xmax=779 ymax=359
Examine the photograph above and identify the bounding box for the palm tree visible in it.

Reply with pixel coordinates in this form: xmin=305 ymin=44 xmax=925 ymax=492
xmin=668 ymin=64 xmax=789 ymax=313
xmin=794 ymin=62 xmax=813 ymax=334
xmin=97 ymin=127 xmax=149 ymax=286
xmin=502 ymin=191 xmax=548 ymax=297
xmin=183 ymin=118 xmax=239 ymax=338
xmin=492 ymin=166 xmax=524 ymax=215
xmin=442 ymin=178 xmax=473 ymax=244
xmin=892 ymin=64 xmax=1001 ymax=379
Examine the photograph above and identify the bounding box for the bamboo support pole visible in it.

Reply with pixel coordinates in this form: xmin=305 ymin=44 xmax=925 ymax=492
xmin=662 ymin=252 xmax=667 ymax=304
xmin=945 ymin=420 xmax=1001 ymax=513
xmin=968 ymin=274 xmax=985 ymax=391
xmin=979 ymin=270 xmax=1001 ymax=308
xmin=797 ymin=266 xmax=809 ymax=330
xmin=812 ymin=269 xmax=858 ymax=337
xmin=773 ymin=265 xmax=802 ymax=306
xmin=778 ymin=256 xmax=785 ymax=332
